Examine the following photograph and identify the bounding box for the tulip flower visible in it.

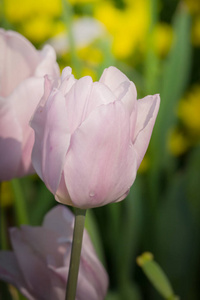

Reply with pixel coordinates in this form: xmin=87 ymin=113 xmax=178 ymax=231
xmin=0 ymin=205 xmax=108 ymax=300
xmin=0 ymin=28 xmax=60 ymax=181
xmin=31 ymin=66 xmax=160 ymax=209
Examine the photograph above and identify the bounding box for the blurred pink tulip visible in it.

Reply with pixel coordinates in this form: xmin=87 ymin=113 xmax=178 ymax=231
xmin=0 ymin=28 xmax=60 ymax=181
xmin=31 ymin=66 xmax=160 ymax=209
xmin=0 ymin=205 xmax=108 ymax=300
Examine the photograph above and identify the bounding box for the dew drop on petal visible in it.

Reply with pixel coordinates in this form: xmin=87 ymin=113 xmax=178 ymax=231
xmin=89 ymin=191 xmax=95 ymax=197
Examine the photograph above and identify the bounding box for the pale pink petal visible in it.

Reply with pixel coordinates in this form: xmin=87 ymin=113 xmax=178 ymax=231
xmin=8 ymin=77 xmax=45 ymax=174
xmin=43 ymin=205 xmax=74 ymax=237
xmin=78 ymin=252 xmax=108 ymax=300
xmin=87 ymin=81 xmax=116 ymax=107
xmin=59 ymin=67 xmax=77 ymax=97
xmin=20 ymin=226 xmax=64 ymax=268
xmin=10 ymin=228 xmax=52 ymax=299
xmin=100 ymin=66 xmax=137 ymax=114
xmin=64 ymin=76 xmax=93 ymax=133
xmin=0 ymin=97 xmax=22 ymax=180
xmin=64 ymin=101 xmax=138 ymax=208
xmin=34 ymin=45 xmax=60 ymax=78
xmin=47 ymin=266 xmax=66 ymax=300
xmin=99 ymin=66 xmax=134 ymax=93
xmin=55 ymin=172 xmax=73 ymax=206
xmin=31 ymin=89 xmax=71 ymax=194
xmin=0 ymin=251 xmax=35 ymax=300
xmin=0 ymin=29 xmax=39 ymax=97
xmin=132 ymin=94 xmax=160 ymax=167
xmin=115 ymin=80 xmax=137 ymax=114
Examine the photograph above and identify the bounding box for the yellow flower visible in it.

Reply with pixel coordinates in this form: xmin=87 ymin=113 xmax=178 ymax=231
xmin=78 ymin=45 xmax=103 ymax=64
xmin=94 ymin=0 xmax=150 ymax=59
xmin=138 ymin=155 xmax=149 ymax=173
xmin=153 ymin=23 xmax=173 ymax=57
xmin=68 ymin=0 xmax=99 ymax=3
xmin=183 ymin=0 xmax=200 ymax=14
xmin=0 ymin=182 xmax=14 ymax=208
xmin=178 ymin=85 xmax=200 ymax=137
xmin=192 ymin=17 xmax=200 ymax=46
xmin=167 ymin=128 xmax=189 ymax=156
xmin=21 ymin=16 xmax=56 ymax=43
xmin=5 ymin=0 xmax=61 ymax=23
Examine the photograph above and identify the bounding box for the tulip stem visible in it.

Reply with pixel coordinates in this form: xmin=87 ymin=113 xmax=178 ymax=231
xmin=65 ymin=207 xmax=87 ymax=300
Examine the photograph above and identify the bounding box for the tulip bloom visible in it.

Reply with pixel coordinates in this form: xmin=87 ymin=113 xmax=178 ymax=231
xmin=0 ymin=28 xmax=60 ymax=181
xmin=31 ymin=66 xmax=160 ymax=208
xmin=0 ymin=205 xmax=108 ymax=300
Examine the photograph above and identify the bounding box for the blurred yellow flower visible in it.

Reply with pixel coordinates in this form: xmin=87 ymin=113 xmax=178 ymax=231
xmin=178 ymin=85 xmax=200 ymax=137
xmin=21 ymin=16 xmax=56 ymax=43
xmin=94 ymin=0 xmax=150 ymax=59
xmin=167 ymin=128 xmax=189 ymax=156
xmin=184 ymin=0 xmax=200 ymax=14
xmin=78 ymin=45 xmax=103 ymax=64
xmin=192 ymin=17 xmax=200 ymax=46
xmin=0 ymin=182 xmax=14 ymax=208
xmin=68 ymin=0 xmax=99 ymax=3
xmin=5 ymin=0 xmax=61 ymax=22
xmin=153 ymin=23 xmax=173 ymax=57
xmin=138 ymin=155 xmax=149 ymax=173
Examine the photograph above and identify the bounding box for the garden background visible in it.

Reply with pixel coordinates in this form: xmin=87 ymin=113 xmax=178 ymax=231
xmin=0 ymin=0 xmax=200 ymax=299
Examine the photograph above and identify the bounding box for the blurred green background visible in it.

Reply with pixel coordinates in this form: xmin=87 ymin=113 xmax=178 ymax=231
xmin=1 ymin=0 xmax=200 ymax=299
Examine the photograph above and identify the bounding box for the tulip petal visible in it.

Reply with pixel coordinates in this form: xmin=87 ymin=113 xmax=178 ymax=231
xmin=100 ymin=66 xmax=137 ymax=114
xmin=60 ymin=67 xmax=76 ymax=96
xmin=8 ymin=77 xmax=44 ymax=175
xmin=64 ymin=101 xmax=138 ymax=208
xmin=31 ymin=89 xmax=71 ymax=194
xmin=0 ymin=251 xmax=24 ymax=285
xmin=43 ymin=205 xmax=74 ymax=237
xmin=131 ymin=94 xmax=160 ymax=167
xmin=0 ymin=97 xmax=22 ymax=180
xmin=0 ymin=29 xmax=39 ymax=97
xmin=20 ymin=226 xmax=64 ymax=268
xmin=64 ymin=76 xmax=94 ymax=133
xmin=10 ymin=228 xmax=52 ymax=299
xmin=79 ymin=241 xmax=109 ymax=300
xmin=100 ymin=66 xmax=131 ymax=92
xmin=35 ymin=45 xmax=60 ymax=78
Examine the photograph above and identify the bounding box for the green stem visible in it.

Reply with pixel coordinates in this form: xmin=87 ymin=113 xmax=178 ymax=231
xmin=11 ymin=179 xmax=29 ymax=225
xmin=0 ymin=182 xmax=8 ymax=250
xmin=65 ymin=208 xmax=87 ymax=300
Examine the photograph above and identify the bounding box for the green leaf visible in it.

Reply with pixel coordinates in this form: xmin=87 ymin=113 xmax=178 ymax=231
xmin=137 ymin=252 xmax=178 ymax=299
xmin=150 ymin=4 xmax=192 ymax=166
xmin=85 ymin=208 xmax=106 ymax=266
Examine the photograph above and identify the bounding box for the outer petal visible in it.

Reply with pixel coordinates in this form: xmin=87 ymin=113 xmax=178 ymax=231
xmin=0 ymin=251 xmax=25 ymax=288
xmin=78 ymin=247 xmax=108 ymax=300
xmin=64 ymin=76 xmax=93 ymax=133
xmin=64 ymin=101 xmax=138 ymax=208
xmin=99 ymin=66 xmax=132 ymax=92
xmin=42 ymin=205 xmax=74 ymax=238
xmin=9 ymin=77 xmax=45 ymax=175
xmin=35 ymin=44 xmax=60 ymax=78
xmin=10 ymin=228 xmax=52 ymax=299
xmin=99 ymin=66 xmax=137 ymax=114
xmin=0 ymin=29 xmax=39 ymax=97
xmin=0 ymin=97 xmax=22 ymax=180
xmin=64 ymin=78 xmax=117 ymax=135
xmin=31 ymin=89 xmax=71 ymax=194
xmin=20 ymin=226 xmax=64 ymax=268
xmin=131 ymin=94 xmax=160 ymax=167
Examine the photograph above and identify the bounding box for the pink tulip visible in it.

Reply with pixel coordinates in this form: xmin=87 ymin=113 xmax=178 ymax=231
xmin=0 ymin=205 xmax=108 ymax=300
xmin=31 ymin=66 xmax=160 ymax=208
xmin=0 ymin=28 xmax=60 ymax=181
